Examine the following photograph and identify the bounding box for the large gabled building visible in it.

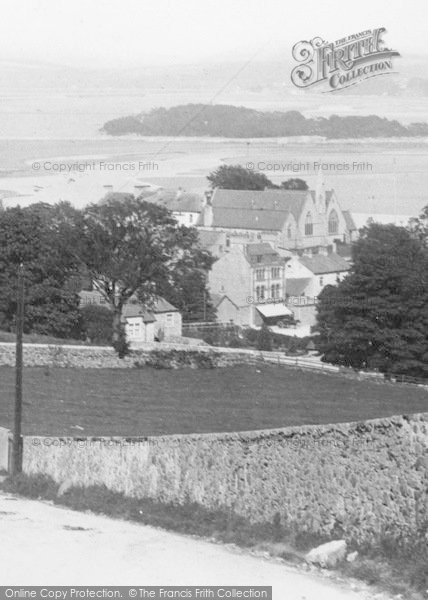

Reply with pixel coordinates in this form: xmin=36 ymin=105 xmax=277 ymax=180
xmin=199 ymin=174 xmax=353 ymax=256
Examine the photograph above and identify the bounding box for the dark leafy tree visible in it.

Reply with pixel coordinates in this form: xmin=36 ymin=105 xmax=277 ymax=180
xmin=66 ymin=195 xmax=215 ymax=352
xmin=316 ymin=223 xmax=428 ymax=377
xmin=207 ymin=165 xmax=275 ymax=190
xmin=0 ymin=203 xmax=80 ymax=337
xmin=79 ymin=304 xmax=113 ymax=344
xmin=409 ymin=204 xmax=428 ymax=247
xmin=156 ymin=227 xmax=216 ymax=322
xmin=281 ymin=178 xmax=308 ymax=190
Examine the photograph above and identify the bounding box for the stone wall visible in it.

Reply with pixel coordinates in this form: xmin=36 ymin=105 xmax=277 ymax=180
xmin=23 ymin=413 xmax=428 ymax=547
xmin=0 ymin=342 xmax=340 ymax=372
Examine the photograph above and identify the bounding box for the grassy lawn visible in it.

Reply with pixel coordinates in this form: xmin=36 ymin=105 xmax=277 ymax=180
xmin=0 ymin=365 xmax=427 ymax=436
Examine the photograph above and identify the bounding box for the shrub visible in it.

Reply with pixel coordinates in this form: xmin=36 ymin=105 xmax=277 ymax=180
xmin=112 ymin=327 xmax=130 ymax=358
xmin=257 ymin=324 xmax=273 ymax=351
xmin=144 ymin=348 xmax=217 ymax=369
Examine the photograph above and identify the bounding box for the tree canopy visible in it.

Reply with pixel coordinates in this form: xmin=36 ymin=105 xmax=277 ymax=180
xmin=281 ymin=178 xmax=308 ymax=190
xmin=66 ymin=194 xmax=215 ymax=349
xmin=207 ymin=164 xmax=275 ymax=190
xmin=0 ymin=203 xmax=80 ymax=337
xmin=316 ymin=223 xmax=428 ymax=377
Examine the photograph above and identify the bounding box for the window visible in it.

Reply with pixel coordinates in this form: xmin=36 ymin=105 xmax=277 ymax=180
xmin=226 ymin=238 xmax=231 ymax=248
xmin=271 ymin=283 xmax=281 ymax=298
xmin=256 ymin=268 xmax=265 ymax=281
xmin=328 ymin=209 xmax=339 ymax=234
xmin=166 ymin=313 xmax=174 ymax=325
xmin=256 ymin=255 xmax=262 ymax=263
xmin=319 ymin=276 xmax=324 ymax=287
xmin=127 ymin=321 xmax=141 ymax=338
xmin=271 ymin=267 xmax=280 ymax=279
xmin=287 ymin=225 xmax=292 ymax=239
xmin=189 ymin=214 xmax=193 ymax=224
xmin=305 ymin=212 xmax=313 ymax=236
xmin=256 ymin=286 xmax=265 ymax=300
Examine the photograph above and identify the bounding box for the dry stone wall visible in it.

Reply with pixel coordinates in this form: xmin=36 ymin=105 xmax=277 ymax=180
xmin=23 ymin=413 xmax=428 ymax=547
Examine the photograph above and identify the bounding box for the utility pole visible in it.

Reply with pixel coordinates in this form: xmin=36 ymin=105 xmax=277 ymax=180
xmin=12 ymin=263 xmax=24 ymax=476
xmin=203 ymin=291 xmax=207 ymax=322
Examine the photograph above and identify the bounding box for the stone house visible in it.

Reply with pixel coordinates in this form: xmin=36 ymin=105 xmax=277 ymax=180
xmin=78 ymin=291 xmax=182 ymax=343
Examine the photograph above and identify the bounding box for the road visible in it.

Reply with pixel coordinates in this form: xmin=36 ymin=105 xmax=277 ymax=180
xmin=0 ymin=492 xmax=392 ymax=599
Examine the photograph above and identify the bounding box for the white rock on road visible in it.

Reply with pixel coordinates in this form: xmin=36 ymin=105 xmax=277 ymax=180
xmin=0 ymin=492 xmax=390 ymax=600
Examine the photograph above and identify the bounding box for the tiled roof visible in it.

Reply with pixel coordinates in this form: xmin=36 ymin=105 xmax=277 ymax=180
xmin=211 ymin=208 xmax=289 ymax=231
xmin=212 ymin=188 xmax=308 ymax=220
xmin=299 ymin=253 xmax=350 ymax=274
xmin=151 ymin=297 xmax=179 ymax=313
xmin=245 ymin=242 xmax=284 ymax=266
xmin=246 ymin=243 xmax=277 ymax=256
xmin=78 ymin=290 xmax=178 ymax=316
xmin=139 ymin=189 xmax=204 ymax=213
xmin=210 ymin=293 xmax=238 ymax=308
xmin=342 ymin=210 xmax=357 ymax=231
xmin=121 ymin=303 xmax=156 ymax=323
xmin=286 ymin=278 xmax=312 ymax=296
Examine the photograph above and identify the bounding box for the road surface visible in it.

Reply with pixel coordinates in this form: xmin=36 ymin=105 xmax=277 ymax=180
xmin=0 ymin=492 xmax=392 ymax=599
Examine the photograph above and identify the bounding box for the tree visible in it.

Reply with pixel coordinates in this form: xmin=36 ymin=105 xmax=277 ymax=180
xmin=67 ymin=195 xmax=215 ymax=352
xmin=207 ymin=165 xmax=275 ymax=190
xmin=316 ymin=223 xmax=428 ymax=377
xmin=409 ymin=204 xmax=428 ymax=247
xmin=281 ymin=178 xmax=308 ymax=190
xmin=156 ymin=228 xmax=216 ymax=322
xmin=79 ymin=304 xmax=113 ymax=344
xmin=0 ymin=203 xmax=80 ymax=337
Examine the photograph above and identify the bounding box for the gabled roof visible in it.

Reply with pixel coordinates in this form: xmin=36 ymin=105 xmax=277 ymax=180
xmin=286 ymin=278 xmax=312 ymax=296
xmin=210 ymin=293 xmax=239 ymax=308
xmin=211 ymin=188 xmax=308 ymax=221
xmin=299 ymin=253 xmax=350 ymax=275
xmin=78 ymin=290 xmax=178 ymax=316
xmin=121 ymin=303 xmax=156 ymax=323
xmin=211 ymin=208 xmax=288 ymax=231
xmin=246 ymin=243 xmax=278 ymax=256
xmin=342 ymin=210 xmax=357 ymax=231
xmin=245 ymin=242 xmax=284 ymax=266
xmin=151 ymin=297 xmax=179 ymax=313
xmin=139 ymin=189 xmax=204 ymax=213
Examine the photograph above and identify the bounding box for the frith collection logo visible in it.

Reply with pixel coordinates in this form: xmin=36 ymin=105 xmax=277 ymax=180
xmin=291 ymin=28 xmax=400 ymax=92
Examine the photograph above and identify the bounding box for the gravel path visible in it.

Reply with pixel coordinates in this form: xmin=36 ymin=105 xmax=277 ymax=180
xmin=0 ymin=492 xmax=392 ymax=599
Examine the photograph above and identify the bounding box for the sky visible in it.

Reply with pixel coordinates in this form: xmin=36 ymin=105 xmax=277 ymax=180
xmin=1 ymin=0 xmax=427 ymax=68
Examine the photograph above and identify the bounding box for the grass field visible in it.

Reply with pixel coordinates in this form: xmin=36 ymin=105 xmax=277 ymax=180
xmin=0 ymin=365 xmax=427 ymax=436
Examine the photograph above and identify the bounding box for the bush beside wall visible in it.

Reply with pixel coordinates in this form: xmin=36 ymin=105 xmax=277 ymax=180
xmin=22 ymin=413 xmax=428 ymax=549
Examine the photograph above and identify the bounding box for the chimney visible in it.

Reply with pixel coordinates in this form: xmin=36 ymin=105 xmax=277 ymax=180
xmin=203 ymin=203 xmax=213 ymax=227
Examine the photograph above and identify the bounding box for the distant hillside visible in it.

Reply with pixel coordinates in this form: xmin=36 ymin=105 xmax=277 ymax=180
xmin=101 ymin=104 xmax=428 ymax=139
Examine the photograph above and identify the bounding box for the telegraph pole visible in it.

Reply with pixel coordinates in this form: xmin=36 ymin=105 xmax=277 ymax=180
xmin=12 ymin=263 xmax=24 ymax=476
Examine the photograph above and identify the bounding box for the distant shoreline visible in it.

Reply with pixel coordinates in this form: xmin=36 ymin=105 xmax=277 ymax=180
xmin=101 ymin=104 xmax=428 ymax=140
